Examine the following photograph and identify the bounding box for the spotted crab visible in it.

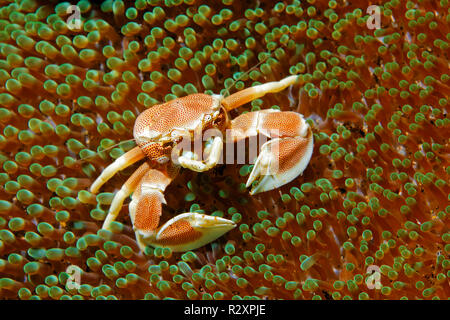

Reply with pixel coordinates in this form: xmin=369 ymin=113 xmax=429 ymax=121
xmin=90 ymin=75 xmax=314 ymax=252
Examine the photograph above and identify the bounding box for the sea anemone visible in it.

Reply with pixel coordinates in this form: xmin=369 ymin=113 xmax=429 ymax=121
xmin=0 ymin=0 xmax=448 ymax=300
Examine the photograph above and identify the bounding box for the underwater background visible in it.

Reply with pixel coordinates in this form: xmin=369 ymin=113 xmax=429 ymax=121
xmin=0 ymin=0 xmax=449 ymax=300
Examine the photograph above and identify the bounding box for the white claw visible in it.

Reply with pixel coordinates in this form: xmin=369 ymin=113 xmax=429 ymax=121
xmin=245 ymin=161 xmax=261 ymax=188
xmin=246 ymin=151 xmax=271 ymax=188
xmin=246 ymin=135 xmax=314 ymax=195
xmin=250 ymin=175 xmax=281 ymax=195
xmin=246 ymin=138 xmax=277 ymax=191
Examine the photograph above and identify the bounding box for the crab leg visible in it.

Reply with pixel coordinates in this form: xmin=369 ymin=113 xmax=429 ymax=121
xmin=102 ymin=162 xmax=150 ymax=231
xmin=222 ymin=75 xmax=298 ymax=111
xmin=129 ymin=166 xmax=236 ymax=252
xmin=229 ymin=109 xmax=313 ymax=194
xmin=90 ymin=146 xmax=145 ymax=193
xmin=129 ymin=168 xmax=174 ymax=251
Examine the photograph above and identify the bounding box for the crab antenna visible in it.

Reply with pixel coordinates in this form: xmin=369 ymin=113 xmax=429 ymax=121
xmin=91 ymin=139 xmax=137 ymax=158
xmin=222 ymin=74 xmax=299 ymax=112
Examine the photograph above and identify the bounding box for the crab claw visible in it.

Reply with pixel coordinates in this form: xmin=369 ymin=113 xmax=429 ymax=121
xmin=139 ymin=212 xmax=236 ymax=252
xmin=247 ymin=132 xmax=314 ymax=195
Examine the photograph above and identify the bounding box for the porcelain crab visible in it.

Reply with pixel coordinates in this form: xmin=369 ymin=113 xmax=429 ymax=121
xmin=90 ymin=75 xmax=314 ymax=252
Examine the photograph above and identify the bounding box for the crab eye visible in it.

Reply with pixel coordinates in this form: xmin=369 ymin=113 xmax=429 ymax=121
xmin=204 ymin=115 xmax=212 ymax=122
